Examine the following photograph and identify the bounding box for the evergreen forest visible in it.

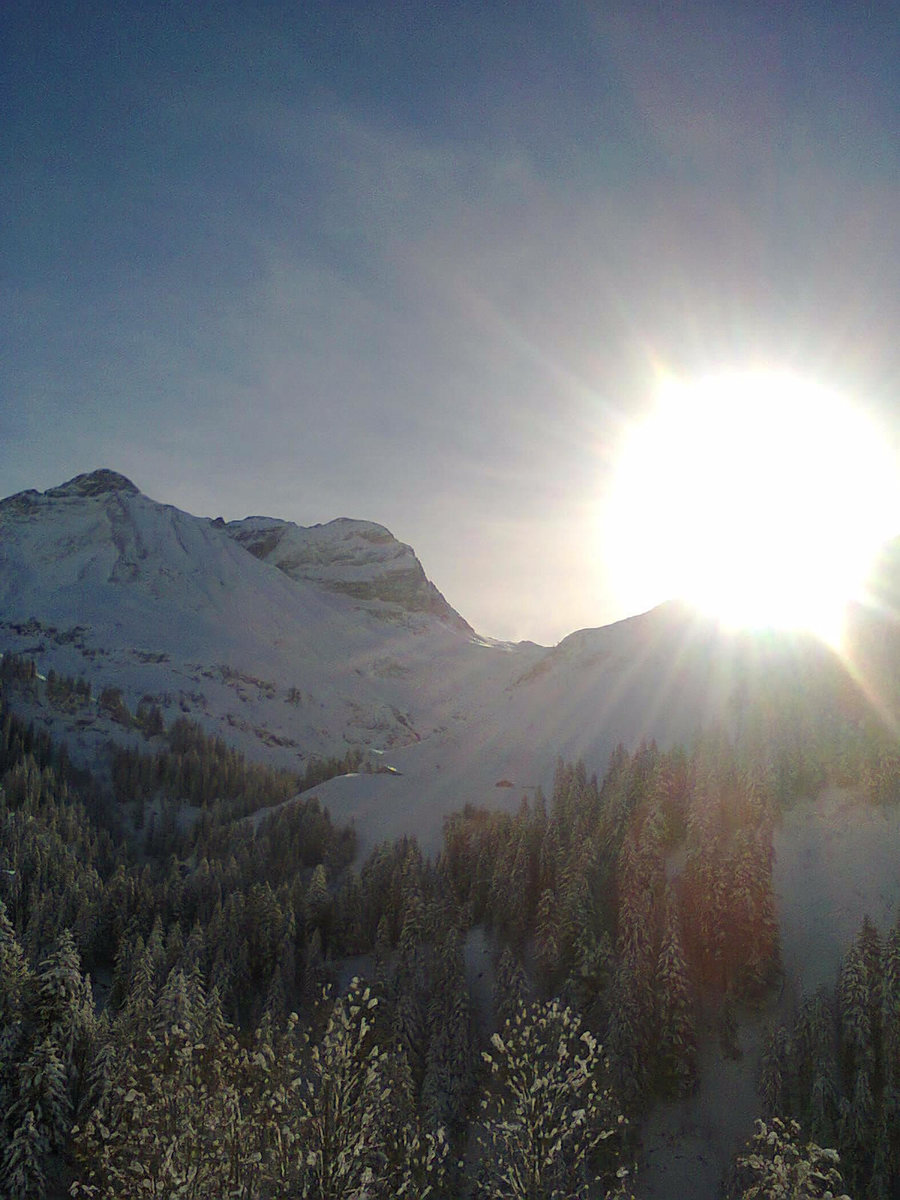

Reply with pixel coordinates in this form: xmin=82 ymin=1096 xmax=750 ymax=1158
xmin=1 ymin=648 xmax=899 ymax=1199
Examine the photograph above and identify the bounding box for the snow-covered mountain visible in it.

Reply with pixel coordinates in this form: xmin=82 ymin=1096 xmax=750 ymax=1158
xmin=225 ymin=514 xmax=471 ymax=632
xmin=0 ymin=471 xmax=507 ymax=762
xmin=0 ymin=469 xmax=880 ymax=854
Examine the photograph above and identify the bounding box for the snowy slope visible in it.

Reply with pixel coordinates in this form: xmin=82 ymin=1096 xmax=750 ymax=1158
xmin=307 ymin=605 xmax=781 ymax=855
xmin=0 ymin=471 xmax=541 ymax=780
xmin=0 ymin=469 xmax=860 ymax=855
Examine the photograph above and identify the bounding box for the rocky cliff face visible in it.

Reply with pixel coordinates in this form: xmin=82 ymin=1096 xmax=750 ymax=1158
xmin=47 ymin=469 xmax=141 ymax=498
xmin=225 ymin=515 xmax=472 ymax=631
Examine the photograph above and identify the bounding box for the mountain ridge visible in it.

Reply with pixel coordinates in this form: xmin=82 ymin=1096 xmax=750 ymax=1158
xmin=1 ymin=468 xmax=471 ymax=631
xmin=0 ymin=470 xmax=545 ymax=836
xmin=1 ymin=468 xmax=895 ymax=855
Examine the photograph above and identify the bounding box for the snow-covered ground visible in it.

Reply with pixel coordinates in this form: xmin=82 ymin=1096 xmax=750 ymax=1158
xmin=774 ymin=786 xmax=900 ymax=993
xmin=0 ymin=472 xmax=536 ymax=768
xmin=1 ymin=470 xmax=762 ymax=847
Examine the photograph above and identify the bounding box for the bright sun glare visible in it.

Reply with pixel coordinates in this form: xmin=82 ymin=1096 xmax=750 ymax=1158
xmin=605 ymin=369 xmax=900 ymax=644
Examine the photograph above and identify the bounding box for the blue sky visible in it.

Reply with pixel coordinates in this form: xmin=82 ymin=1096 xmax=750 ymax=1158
xmin=5 ymin=1 xmax=900 ymax=641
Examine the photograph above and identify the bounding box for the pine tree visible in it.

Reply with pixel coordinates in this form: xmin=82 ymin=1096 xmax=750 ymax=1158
xmin=879 ymin=1080 xmax=900 ymax=1190
xmin=839 ymin=941 xmax=873 ymax=1080
xmin=736 ymin=1117 xmax=850 ymax=1200
xmin=569 ymin=928 xmax=614 ymax=1019
xmin=882 ymin=925 xmax=900 ymax=1090
xmin=535 ymin=887 xmax=561 ymax=992
xmin=334 ymin=869 xmax=366 ymax=955
xmin=655 ymin=890 xmax=697 ymax=1096
xmin=477 ymin=998 xmax=629 ymax=1200
xmin=78 ymin=1016 xmax=116 ymax=1124
xmin=855 ymin=915 xmax=883 ymax=1072
xmin=422 ymin=972 xmax=474 ymax=1138
xmin=808 ymin=1071 xmax=839 ymax=1149
xmin=153 ymin=966 xmax=195 ymax=1039
xmin=792 ymin=990 xmax=839 ymax=1129
xmin=493 ymin=947 xmax=530 ymax=1032
xmin=305 ymin=862 xmax=332 ymax=948
xmin=605 ymin=962 xmax=649 ymax=1108
xmin=12 ymin=1036 xmax=71 ymax=1153
xmin=32 ymin=930 xmax=95 ymax=1110
xmin=0 ymin=900 xmax=29 ymax=1027
xmin=838 ymin=1067 xmax=875 ymax=1193
xmin=119 ymin=937 xmax=157 ymax=1036
xmin=1 ymin=1109 xmax=46 ymax=1200
xmin=181 ymin=920 xmax=207 ymax=975
xmin=393 ymin=984 xmax=427 ymax=1097
xmin=71 ymin=966 xmax=254 ymax=1200
xmin=292 ymin=979 xmax=390 ymax=1199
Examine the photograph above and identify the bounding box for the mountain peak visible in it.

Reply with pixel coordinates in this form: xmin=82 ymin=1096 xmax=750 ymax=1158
xmin=47 ymin=469 xmax=140 ymax=498
xmin=226 ymin=514 xmax=472 ymax=632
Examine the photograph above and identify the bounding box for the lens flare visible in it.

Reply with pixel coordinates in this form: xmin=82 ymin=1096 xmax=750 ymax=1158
xmin=604 ymin=369 xmax=900 ymax=644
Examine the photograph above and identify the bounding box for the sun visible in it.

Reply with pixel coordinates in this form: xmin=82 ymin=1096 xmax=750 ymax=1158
xmin=604 ymin=369 xmax=900 ymax=644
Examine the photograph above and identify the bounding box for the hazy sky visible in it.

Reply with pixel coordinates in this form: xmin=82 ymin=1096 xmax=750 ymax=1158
xmin=5 ymin=1 xmax=900 ymax=643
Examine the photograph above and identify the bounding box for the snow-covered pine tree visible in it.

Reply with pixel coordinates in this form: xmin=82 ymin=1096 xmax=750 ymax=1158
xmin=605 ymin=961 xmax=649 ymax=1108
xmin=882 ymin=926 xmax=900 ymax=1089
xmin=0 ymin=900 xmax=29 ymax=1027
xmin=655 ymin=887 xmax=697 ymax=1096
xmin=71 ymin=964 xmax=255 ymax=1199
xmin=833 ymin=1064 xmax=875 ymax=1196
xmin=839 ymin=940 xmax=874 ymax=1081
xmin=758 ymin=1025 xmax=791 ymax=1118
xmin=808 ymin=1070 xmax=840 ymax=1149
xmin=292 ymin=978 xmax=389 ymax=1199
xmin=735 ymin=1117 xmax=850 ymax=1200
xmin=11 ymin=1036 xmax=71 ymax=1152
xmin=535 ymin=886 xmax=562 ymax=992
xmin=422 ymin=973 xmax=474 ymax=1140
xmin=493 ymin=945 xmax=530 ymax=1032
xmin=32 ymin=930 xmax=96 ymax=1113
xmin=0 ymin=1109 xmax=46 ymax=1200
xmin=477 ymin=997 xmax=629 ymax=1200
